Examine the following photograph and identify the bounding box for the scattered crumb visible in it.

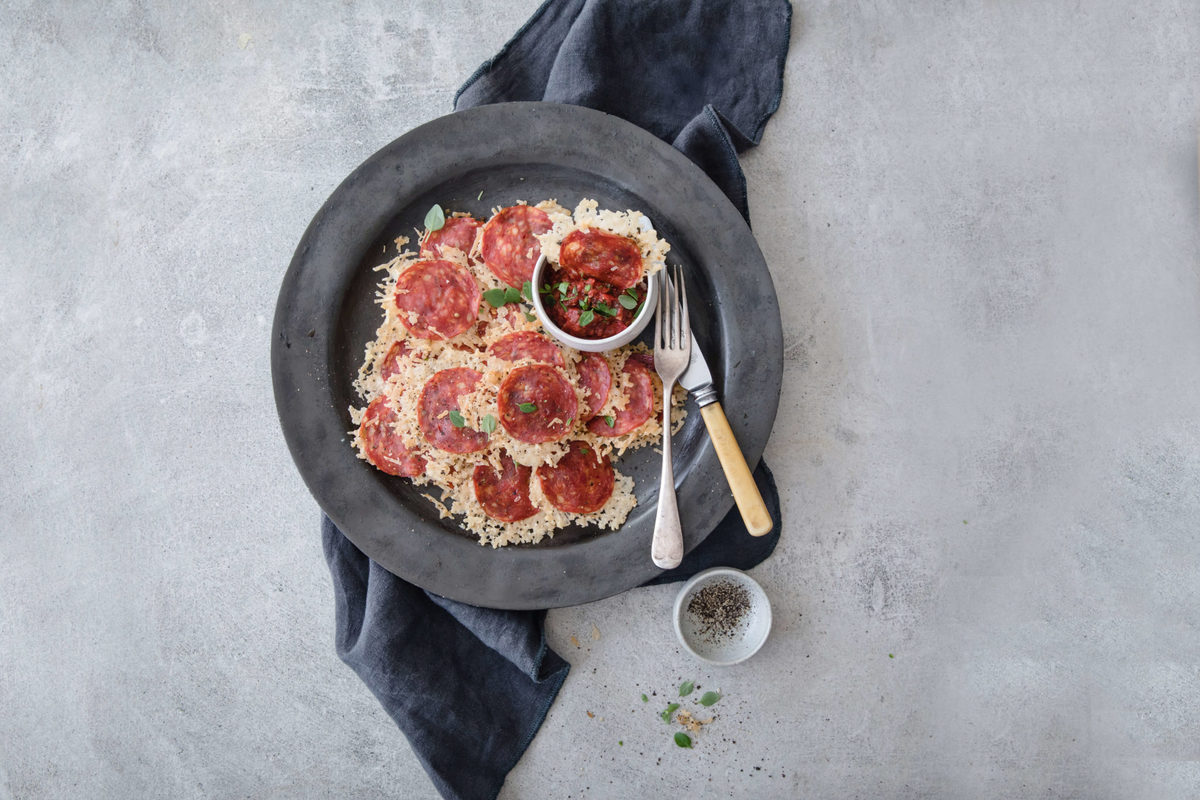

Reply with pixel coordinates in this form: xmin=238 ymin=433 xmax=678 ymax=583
xmin=238 ymin=33 xmax=253 ymax=49
xmin=586 ymin=711 xmax=595 ymax=718
xmin=570 ymin=635 xmax=581 ymax=648
xmin=590 ymin=624 xmax=601 ymax=641
xmin=675 ymin=709 xmax=714 ymax=734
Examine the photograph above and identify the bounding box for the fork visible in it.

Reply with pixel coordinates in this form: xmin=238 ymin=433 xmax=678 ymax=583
xmin=651 ymin=264 xmax=690 ymax=569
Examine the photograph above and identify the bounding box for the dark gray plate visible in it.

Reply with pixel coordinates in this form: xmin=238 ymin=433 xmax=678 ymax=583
xmin=272 ymin=102 xmax=781 ymax=609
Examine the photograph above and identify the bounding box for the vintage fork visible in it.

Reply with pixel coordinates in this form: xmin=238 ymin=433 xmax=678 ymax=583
xmin=651 ymin=264 xmax=690 ymax=569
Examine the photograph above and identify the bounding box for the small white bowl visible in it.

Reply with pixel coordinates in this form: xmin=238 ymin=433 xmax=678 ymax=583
xmin=673 ymin=568 xmax=772 ymax=666
xmin=530 ymin=253 xmax=657 ymax=352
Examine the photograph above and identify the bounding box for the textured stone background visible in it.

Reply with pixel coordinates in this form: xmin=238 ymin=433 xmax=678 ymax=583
xmin=3 ymin=1 xmax=1200 ymax=798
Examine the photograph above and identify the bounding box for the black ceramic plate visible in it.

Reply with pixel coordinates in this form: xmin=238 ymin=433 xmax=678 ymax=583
xmin=272 ymin=102 xmax=781 ymax=609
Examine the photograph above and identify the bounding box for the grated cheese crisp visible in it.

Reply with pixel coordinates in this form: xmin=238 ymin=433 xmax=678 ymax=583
xmin=351 ymin=199 xmax=687 ymax=547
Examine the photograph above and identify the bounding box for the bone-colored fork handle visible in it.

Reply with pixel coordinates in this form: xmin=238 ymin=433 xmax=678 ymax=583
xmin=699 ymin=402 xmax=773 ymax=536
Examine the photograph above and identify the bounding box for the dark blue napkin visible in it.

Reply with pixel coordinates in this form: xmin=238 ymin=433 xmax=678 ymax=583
xmin=324 ymin=2 xmax=791 ymax=798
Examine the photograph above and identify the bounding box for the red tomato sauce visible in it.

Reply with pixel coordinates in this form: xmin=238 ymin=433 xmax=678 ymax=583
xmin=541 ymin=265 xmax=647 ymax=339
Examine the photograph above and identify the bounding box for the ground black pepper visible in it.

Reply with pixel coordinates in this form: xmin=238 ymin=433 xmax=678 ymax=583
xmin=686 ymin=580 xmax=751 ymax=642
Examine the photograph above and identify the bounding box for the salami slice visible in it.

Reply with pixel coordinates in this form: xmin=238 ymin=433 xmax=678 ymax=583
xmin=576 ymin=352 xmax=612 ymax=418
xmin=394 ymin=259 xmax=481 ymax=340
xmin=488 ymin=331 xmax=565 ymax=367
xmin=587 ymin=356 xmax=655 ymax=436
xmin=473 ymin=453 xmax=538 ymax=523
xmin=536 ymin=440 xmax=615 ymax=514
xmin=481 ymin=205 xmax=552 ymax=288
xmin=380 ymin=340 xmax=415 ymax=381
xmin=498 ymin=364 xmax=577 ymax=444
xmin=417 ymin=367 xmax=489 ymax=453
xmin=558 ymin=229 xmax=643 ymax=290
xmin=358 ymin=397 xmax=426 ymax=477
xmin=420 ymin=216 xmax=481 ymax=261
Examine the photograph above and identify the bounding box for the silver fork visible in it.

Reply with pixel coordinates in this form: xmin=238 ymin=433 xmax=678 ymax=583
xmin=651 ymin=264 xmax=690 ymax=569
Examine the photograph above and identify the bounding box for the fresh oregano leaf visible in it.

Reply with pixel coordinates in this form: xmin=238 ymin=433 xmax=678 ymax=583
xmin=424 ymin=204 xmax=445 ymax=232
xmin=660 ymin=703 xmax=680 ymax=723
xmin=641 ymin=694 xmax=649 ymax=703
xmin=618 ymin=293 xmax=638 ymax=310
xmin=698 ymin=691 xmax=721 ymax=707
xmin=448 ymin=410 xmax=466 ymax=428
xmin=579 ymin=309 xmax=595 ymax=327
xmin=518 ymin=402 xmax=537 ymax=413
xmin=673 ymin=732 xmax=692 ymax=748
xmin=679 ymin=681 xmax=694 ymax=697
xmin=480 ymin=414 xmax=497 ymax=434
xmin=521 ymin=280 xmax=533 ymax=302
xmin=524 ymin=311 xmax=537 ymax=322
xmin=604 ymin=414 xmax=616 ymax=427
xmin=482 ymin=288 xmax=507 ymax=308
xmin=503 ymin=286 xmax=522 ymax=304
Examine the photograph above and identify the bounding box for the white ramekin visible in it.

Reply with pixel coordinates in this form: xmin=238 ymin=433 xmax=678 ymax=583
xmin=673 ymin=567 xmax=772 ymax=666
xmin=530 ymin=254 xmax=658 ymax=352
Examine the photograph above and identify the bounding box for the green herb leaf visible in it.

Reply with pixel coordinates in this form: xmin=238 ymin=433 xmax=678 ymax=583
xmin=660 ymin=703 xmax=680 ymax=723
xmin=524 ymin=311 xmax=537 ymax=322
xmin=604 ymin=414 xmax=616 ymax=427
xmin=557 ymin=282 xmax=569 ymax=295
xmin=618 ymin=293 xmax=638 ymax=310
xmin=424 ymin=204 xmax=445 ymax=232
xmin=482 ymin=288 xmax=508 ymax=308
xmin=698 ymin=691 xmax=721 ymax=707
xmin=579 ymin=309 xmax=595 ymax=327
xmin=448 ymin=410 xmax=466 ymax=428
xmin=679 ymin=681 xmax=694 ymax=697
xmin=641 ymin=694 xmax=649 ymax=703
xmin=580 ymin=446 xmax=590 ymax=455
xmin=504 ymin=286 xmax=523 ymax=304
xmin=595 ymin=302 xmax=617 ymax=317
xmin=618 ymin=740 xmax=623 ymax=746
xmin=518 ymin=402 xmax=537 ymax=413
xmin=633 ymin=303 xmax=644 ymax=318
xmin=480 ymin=414 xmax=497 ymax=434
xmin=674 ymin=732 xmax=692 ymax=748
xmin=521 ymin=280 xmax=534 ymax=302
xmin=624 ymin=287 xmax=639 ymax=299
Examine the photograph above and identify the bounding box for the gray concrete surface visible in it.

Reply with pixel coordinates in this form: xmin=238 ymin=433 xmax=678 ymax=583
xmin=2 ymin=1 xmax=1199 ymax=797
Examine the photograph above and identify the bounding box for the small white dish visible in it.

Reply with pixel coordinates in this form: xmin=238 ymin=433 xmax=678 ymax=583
xmin=673 ymin=567 xmax=772 ymax=665
xmin=530 ymin=253 xmax=657 ymax=352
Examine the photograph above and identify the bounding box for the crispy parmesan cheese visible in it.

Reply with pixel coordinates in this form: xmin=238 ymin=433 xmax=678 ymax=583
xmin=351 ymin=199 xmax=686 ymax=547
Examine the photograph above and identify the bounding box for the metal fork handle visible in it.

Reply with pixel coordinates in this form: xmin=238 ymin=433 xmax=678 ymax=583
xmin=651 ymin=377 xmax=683 ymax=568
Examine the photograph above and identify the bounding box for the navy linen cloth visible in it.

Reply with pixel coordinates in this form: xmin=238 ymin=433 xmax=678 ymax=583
xmin=323 ymin=2 xmax=791 ymax=798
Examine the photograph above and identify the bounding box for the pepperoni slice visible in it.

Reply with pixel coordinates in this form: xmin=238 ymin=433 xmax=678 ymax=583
xmin=498 ymin=364 xmax=577 ymax=444
xmin=394 ymin=259 xmax=481 ymax=340
xmin=558 ymin=229 xmax=643 ymax=290
xmin=473 ymin=453 xmax=538 ymax=523
xmin=481 ymin=205 xmax=552 ymax=288
xmin=380 ymin=340 xmax=415 ymax=381
xmin=420 ymin=216 xmax=481 ymax=261
xmin=587 ymin=356 xmax=655 ymax=436
xmin=488 ymin=331 xmax=565 ymax=367
xmin=536 ymin=440 xmax=615 ymax=514
xmin=417 ymin=368 xmax=489 ymax=453
xmin=358 ymin=397 xmax=426 ymax=477
xmin=576 ymin=352 xmax=612 ymax=418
